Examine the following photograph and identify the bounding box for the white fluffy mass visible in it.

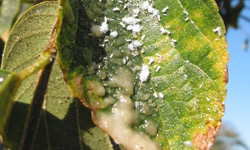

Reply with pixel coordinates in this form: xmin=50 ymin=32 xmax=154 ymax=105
xmin=140 ymin=64 xmax=150 ymax=82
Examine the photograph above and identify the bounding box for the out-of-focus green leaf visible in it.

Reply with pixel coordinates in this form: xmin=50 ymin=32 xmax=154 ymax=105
xmin=57 ymin=0 xmax=228 ymax=149
xmin=1 ymin=1 xmax=113 ymax=149
xmin=0 ymin=70 xmax=21 ymax=133
xmin=0 ymin=0 xmax=21 ymax=41
xmin=243 ymin=38 xmax=249 ymax=51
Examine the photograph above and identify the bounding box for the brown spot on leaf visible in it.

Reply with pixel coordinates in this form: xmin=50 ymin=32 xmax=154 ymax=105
xmin=61 ymin=69 xmax=68 ymax=82
xmin=2 ymin=31 xmax=9 ymax=42
xmin=193 ymin=125 xmax=221 ymax=150
xmin=73 ymin=76 xmax=90 ymax=108
xmin=179 ymin=28 xmax=184 ymax=32
xmin=224 ymin=66 xmax=228 ymax=83
xmin=74 ymin=76 xmax=83 ymax=92
xmin=79 ymin=98 xmax=90 ymax=109
xmin=157 ymin=56 xmax=165 ymax=63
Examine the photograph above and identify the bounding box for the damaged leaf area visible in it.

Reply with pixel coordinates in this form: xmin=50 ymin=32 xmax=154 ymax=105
xmin=57 ymin=0 xmax=228 ymax=150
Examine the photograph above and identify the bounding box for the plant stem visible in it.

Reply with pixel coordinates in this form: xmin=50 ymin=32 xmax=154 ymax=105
xmin=19 ymin=50 xmax=55 ymax=81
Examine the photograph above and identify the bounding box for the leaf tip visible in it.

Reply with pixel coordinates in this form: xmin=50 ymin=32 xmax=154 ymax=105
xmin=193 ymin=124 xmax=221 ymax=150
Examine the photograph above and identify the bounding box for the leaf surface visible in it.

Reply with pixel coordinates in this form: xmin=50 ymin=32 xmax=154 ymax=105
xmin=56 ymin=0 xmax=228 ymax=149
xmin=1 ymin=2 xmax=113 ymax=149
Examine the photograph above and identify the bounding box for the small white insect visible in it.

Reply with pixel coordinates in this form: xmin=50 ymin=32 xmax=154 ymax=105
xmin=119 ymin=22 xmax=126 ymax=28
xmin=148 ymin=58 xmax=155 ymax=65
xmin=156 ymin=66 xmax=161 ymax=72
xmin=153 ymin=92 xmax=158 ymax=98
xmin=185 ymin=17 xmax=190 ymax=22
xmin=162 ymin=6 xmax=169 ymax=13
xmin=141 ymin=35 xmax=146 ymax=41
xmin=183 ymin=10 xmax=188 ymax=16
xmin=113 ymin=7 xmax=120 ymax=12
xmin=100 ymin=17 xmax=109 ymax=34
xmin=171 ymin=39 xmax=177 ymax=43
xmin=140 ymin=64 xmax=150 ymax=82
xmin=133 ymin=8 xmax=140 ymax=17
xmin=110 ymin=31 xmax=118 ymax=38
xmin=159 ymin=92 xmax=164 ymax=98
xmin=160 ymin=27 xmax=171 ymax=35
xmin=213 ymin=27 xmax=222 ymax=37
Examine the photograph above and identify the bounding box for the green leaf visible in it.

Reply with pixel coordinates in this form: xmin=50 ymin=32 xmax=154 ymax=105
xmin=56 ymin=0 xmax=228 ymax=149
xmin=0 ymin=70 xmax=21 ymax=133
xmin=0 ymin=0 xmax=21 ymax=41
xmin=1 ymin=1 xmax=113 ymax=149
xmin=1 ymin=1 xmax=58 ymax=71
xmin=3 ymin=63 xmax=114 ymax=150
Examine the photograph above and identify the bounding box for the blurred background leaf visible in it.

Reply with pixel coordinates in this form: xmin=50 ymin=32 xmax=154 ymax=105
xmin=215 ymin=0 xmax=244 ymax=29
xmin=0 ymin=0 xmax=21 ymax=42
xmin=213 ymin=123 xmax=249 ymax=150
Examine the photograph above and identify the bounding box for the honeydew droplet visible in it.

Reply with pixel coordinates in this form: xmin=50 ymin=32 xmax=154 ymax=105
xmin=97 ymin=112 xmax=161 ymax=150
xmin=108 ymin=68 xmax=134 ymax=96
xmin=110 ymin=58 xmax=123 ymax=66
xmin=141 ymin=93 xmax=151 ymax=101
xmin=91 ymin=25 xmax=103 ymax=37
xmin=103 ymin=96 xmax=116 ymax=106
xmin=93 ymin=82 xmax=106 ymax=97
xmin=150 ymin=103 xmax=157 ymax=108
xmin=142 ymin=120 xmax=159 ymax=136
xmin=139 ymin=103 xmax=151 ymax=115
xmin=112 ymin=50 xmax=123 ymax=58
xmin=97 ymin=70 xmax=106 ymax=79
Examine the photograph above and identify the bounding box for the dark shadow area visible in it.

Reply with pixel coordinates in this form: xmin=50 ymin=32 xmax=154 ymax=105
xmin=0 ymin=39 xmax=4 ymax=67
xmin=0 ymin=141 xmax=7 ymax=150
xmin=3 ymin=100 xmax=119 ymax=150
xmin=110 ymin=137 xmax=120 ymax=150
xmin=215 ymin=0 xmax=244 ymax=29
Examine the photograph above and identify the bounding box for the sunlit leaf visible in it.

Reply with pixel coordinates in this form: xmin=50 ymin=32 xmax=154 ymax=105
xmin=57 ymin=0 xmax=229 ymax=149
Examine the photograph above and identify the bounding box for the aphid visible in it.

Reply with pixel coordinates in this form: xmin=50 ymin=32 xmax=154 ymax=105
xmin=213 ymin=27 xmax=222 ymax=37
xmin=185 ymin=17 xmax=189 ymax=22
xmin=113 ymin=7 xmax=120 ymax=12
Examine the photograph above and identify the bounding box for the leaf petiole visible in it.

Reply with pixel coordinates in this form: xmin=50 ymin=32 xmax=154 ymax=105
xmin=19 ymin=49 xmax=56 ymax=81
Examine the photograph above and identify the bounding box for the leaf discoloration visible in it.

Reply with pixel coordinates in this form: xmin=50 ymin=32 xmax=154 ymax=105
xmin=193 ymin=126 xmax=221 ymax=150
